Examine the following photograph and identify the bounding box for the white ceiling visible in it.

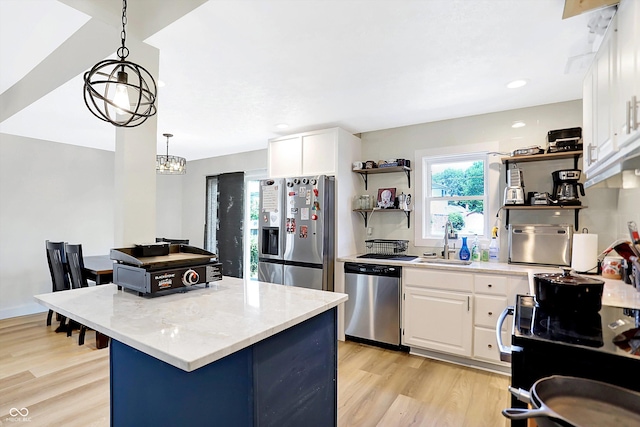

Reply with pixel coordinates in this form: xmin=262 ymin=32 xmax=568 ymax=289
xmin=0 ymin=0 xmax=604 ymax=160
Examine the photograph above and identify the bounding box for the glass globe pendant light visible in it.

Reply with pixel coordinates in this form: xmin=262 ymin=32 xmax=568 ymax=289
xmin=156 ymin=133 xmax=186 ymax=175
xmin=83 ymin=0 xmax=157 ymax=127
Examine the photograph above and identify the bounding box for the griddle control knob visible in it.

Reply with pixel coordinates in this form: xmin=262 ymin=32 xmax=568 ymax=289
xmin=183 ymin=269 xmax=199 ymax=286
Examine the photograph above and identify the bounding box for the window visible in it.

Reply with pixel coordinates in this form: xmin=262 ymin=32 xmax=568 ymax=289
xmin=422 ymin=152 xmax=488 ymax=238
xmin=205 ymin=176 xmax=218 ymax=254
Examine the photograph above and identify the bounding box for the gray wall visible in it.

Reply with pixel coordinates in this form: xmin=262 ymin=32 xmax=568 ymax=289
xmin=0 ymin=133 xmax=115 ymax=318
xmin=357 ymin=100 xmax=625 ymax=256
xmin=1 ymin=100 xmax=635 ymax=318
xmin=0 ymin=131 xmax=266 ymax=319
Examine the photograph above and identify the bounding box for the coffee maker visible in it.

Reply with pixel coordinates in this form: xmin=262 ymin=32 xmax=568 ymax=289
xmin=552 ymin=169 xmax=585 ymax=205
xmin=504 ymin=168 xmax=525 ymax=205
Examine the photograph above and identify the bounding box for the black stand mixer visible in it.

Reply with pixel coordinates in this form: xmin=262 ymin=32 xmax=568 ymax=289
xmin=552 ymin=169 xmax=585 ymax=205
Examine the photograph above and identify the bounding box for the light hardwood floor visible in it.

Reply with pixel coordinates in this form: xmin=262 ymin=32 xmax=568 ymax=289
xmin=0 ymin=313 xmax=510 ymax=426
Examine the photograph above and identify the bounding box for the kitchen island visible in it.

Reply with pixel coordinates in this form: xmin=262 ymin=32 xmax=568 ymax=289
xmin=35 ymin=278 xmax=347 ymax=427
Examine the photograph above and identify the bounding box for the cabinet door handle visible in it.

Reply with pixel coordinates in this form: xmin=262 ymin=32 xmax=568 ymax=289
xmin=632 ymin=96 xmax=639 ymax=132
xmin=488 ymin=311 xmax=493 ymax=316
xmin=627 ymin=99 xmax=632 ymax=135
xmin=588 ymin=144 xmax=598 ymax=165
xmin=488 ymin=284 xmax=493 ymax=288
xmin=467 ymin=296 xmax=470 ymax=311
xmin=488 ymin=344 xmax=493 ymax=349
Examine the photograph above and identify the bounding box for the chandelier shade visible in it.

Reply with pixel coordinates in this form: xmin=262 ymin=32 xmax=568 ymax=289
xmin=157 ymin=134 xmax=186 ymax=175
xmin=83 ymin=0 xmax=157 ymax=127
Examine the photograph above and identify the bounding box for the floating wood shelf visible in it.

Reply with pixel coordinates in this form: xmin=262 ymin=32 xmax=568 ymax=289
xmin=353 ymin=166 xmax=412 ymax=190
xmin=353 ymin=208 xmax=411 ymax=228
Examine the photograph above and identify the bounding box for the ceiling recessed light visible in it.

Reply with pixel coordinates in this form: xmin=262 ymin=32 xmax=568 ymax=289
xmin=512 ymin=121 xmax=526 ymax=128
xmin=276 ymin=123 xmax=289 ymax=129
xmin=507 ymin=79 xmax=528 ymax=89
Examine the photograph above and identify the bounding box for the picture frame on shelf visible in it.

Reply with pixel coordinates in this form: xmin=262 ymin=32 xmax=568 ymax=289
xmin=377 ymin=188 xmax=396 ymax=208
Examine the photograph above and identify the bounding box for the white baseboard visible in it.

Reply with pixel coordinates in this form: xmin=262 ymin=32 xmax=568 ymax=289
xmin=0 ymin=303 xmax=48 ymax=320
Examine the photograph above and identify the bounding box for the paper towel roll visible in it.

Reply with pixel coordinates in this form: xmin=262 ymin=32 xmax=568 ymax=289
xmin=571 ymin=233 xmax=598 ymax=273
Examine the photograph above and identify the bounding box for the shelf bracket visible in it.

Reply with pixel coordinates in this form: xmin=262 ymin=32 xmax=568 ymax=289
xmin=575 ymin=209 xmax=579 ymax=230
xmin=357 ymin=210 xmax=369 ymax=227
xmin=357 ymin=172 xmax=369 ymax=190
xmin=404 ymin=168 xmax=411 ymax=188
xmin=404 ymin=210 xmax=411 ymax=228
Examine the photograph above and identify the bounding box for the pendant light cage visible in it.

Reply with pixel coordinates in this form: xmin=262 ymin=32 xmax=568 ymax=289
xmin=83 ymin=0 xmax=157 ymax=127
xmin=157 ymin=134 xmax=187 ymax=175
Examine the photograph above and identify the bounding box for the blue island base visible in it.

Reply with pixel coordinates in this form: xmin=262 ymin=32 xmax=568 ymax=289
xmin=110 ymin=308 xmax=337 ymax=427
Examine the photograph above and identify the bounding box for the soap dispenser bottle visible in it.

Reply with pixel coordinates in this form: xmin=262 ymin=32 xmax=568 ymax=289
xmin=459 ymin=236 xmax=471 ymax=261
xmin=489 ymin=227 xmax=499 ymax=262
xmin=471 ymin=234 xmax=480 ymax=262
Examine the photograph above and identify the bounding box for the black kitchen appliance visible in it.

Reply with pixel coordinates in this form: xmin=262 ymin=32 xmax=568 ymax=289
xmin=533 ymin=268 xmax=605 ymax=313
xmin=551 ymin=169 xmax=585 ymax=205
xmin=111 ymin=244 xmax=222 ymax=295
xmin=497 ymin=295 xmax=640 ymax=427
xmin=547 ymin=127 xmax=582 ymax=153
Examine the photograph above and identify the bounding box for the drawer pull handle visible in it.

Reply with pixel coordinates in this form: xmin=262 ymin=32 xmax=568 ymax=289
xmin=488 ymin=284 xmax=492 ymax=288
xmin=488 ymin=311 xmax=493 ymax=316
xmin=488 ymin=344 xmax=493 ymax=349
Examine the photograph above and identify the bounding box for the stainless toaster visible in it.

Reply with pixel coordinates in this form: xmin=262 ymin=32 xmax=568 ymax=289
xmin=508 ymin=224 xmax=573 ymax=266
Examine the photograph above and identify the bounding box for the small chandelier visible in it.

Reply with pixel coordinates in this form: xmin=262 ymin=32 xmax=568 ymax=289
xmin=157 ymin=133 xmax=186 ymax=175
xmin=83 ymin=0 xmax=157 ymax=127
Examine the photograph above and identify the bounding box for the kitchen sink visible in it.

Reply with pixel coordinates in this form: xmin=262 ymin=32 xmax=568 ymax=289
xmin=414 ymin=258 xmax=473 ymax=265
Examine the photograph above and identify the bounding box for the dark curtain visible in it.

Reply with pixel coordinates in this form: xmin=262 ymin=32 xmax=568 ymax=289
xmin=217 ymin=172 xmax=244 ymax=278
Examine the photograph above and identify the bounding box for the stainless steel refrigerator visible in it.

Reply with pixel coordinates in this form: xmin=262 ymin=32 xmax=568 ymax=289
xmin=258 ymin=175 xmax=334 ymax=291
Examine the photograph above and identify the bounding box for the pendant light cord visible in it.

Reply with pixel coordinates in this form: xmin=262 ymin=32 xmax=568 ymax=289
xmin=118 ymin=0 xmax=129 ymax=61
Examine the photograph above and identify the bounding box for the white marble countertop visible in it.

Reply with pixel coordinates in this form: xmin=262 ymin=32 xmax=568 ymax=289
xmin=34 ymin=278 xmax=347 ymax=372
xmin=338 ymin=254 xmax=640 ymax=309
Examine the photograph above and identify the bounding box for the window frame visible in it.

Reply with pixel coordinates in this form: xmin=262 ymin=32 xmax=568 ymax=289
xmin=414 ymin=142 xmax=500 ymax=248
xmin=423 ymin=152 xmax=489 ymax=239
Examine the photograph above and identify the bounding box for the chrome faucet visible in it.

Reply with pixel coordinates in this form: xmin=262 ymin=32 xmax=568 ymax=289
xmin=443 ymin=220 xmax=453 ymax=259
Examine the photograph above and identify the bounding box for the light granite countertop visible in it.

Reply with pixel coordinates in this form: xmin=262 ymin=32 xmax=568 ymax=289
xmin=34 ymin=278 xmax=347 ymax=372
xmin=338 ymin=254 xmax=640 ymax=309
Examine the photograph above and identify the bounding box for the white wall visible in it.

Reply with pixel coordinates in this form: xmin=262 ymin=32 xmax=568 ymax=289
xmin=0 ymin=133 xmax=115 ymax=318
xmin=356 ymin=100 xmax=620 ymax=257
xmin=180 ymin=149 xmax=268 ymax=249
xmin=156 ymin=174 xmax=184 ymax=239
xmin=0 ymin=132 xmax=266 ymax=319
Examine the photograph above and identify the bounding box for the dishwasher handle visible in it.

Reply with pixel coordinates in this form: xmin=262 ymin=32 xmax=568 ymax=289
xmin=496 ymin=306 xmax=521 ymax=363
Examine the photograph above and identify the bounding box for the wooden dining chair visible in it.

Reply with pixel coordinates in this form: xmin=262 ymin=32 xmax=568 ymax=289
xmin=45 ymin=241 xmax=70 ymax=332
xmin=65 ymin=243 xmax=91 ymax=345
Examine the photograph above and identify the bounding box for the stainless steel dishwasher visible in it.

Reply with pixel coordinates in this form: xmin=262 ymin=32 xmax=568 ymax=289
xmin=344 ymin=263 xmax=401 ymax=347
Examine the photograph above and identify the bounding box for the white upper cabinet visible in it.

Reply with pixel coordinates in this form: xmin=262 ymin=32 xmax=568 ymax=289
xmin=583 ymin=12 xmax=618 ymax=173
xmin=268 ymin=135 xmax=303 ymax=177
xmin=268 ymin=128 xmax=339 ymax=178
xmin=614 ymin=0 xmax=640 ymax=149
xmin=583 ymin=0 xmax=640 ymax=182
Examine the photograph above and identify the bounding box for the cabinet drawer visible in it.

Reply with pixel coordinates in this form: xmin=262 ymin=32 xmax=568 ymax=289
xmin=474 ymin=327 xmax=510 ymax=364
xmin=474 ymin=274 xmax=507 ymax=295
xmin=475 ymin=295 xmax=507 ymax=329
xmin=404 ymin=268 xmax=473 ymax=292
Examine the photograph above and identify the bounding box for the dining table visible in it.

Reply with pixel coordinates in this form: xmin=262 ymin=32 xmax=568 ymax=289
xmin=82 ymin=255 xmax=114 ymax=349
xmin=83 ymin=255 xmax=114 ymax=285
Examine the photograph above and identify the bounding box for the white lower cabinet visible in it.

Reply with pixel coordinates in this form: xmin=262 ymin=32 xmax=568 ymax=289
xmin=403 ymin=267 xmax=530 ymax=368
xmin=403 ymin=268 xmax=473 ymax=357
xmin=474 ymin=327 xmax=510 ymax=363
xmin=404 ymin=287 xmax=473 ymax=357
